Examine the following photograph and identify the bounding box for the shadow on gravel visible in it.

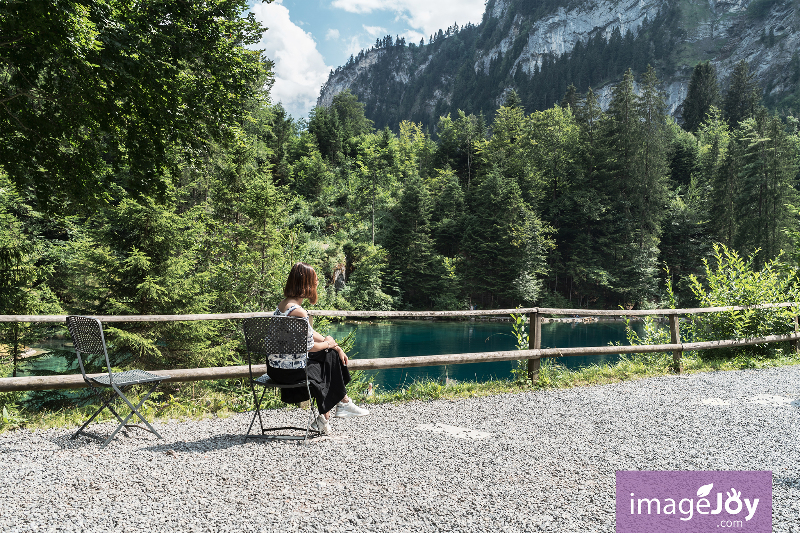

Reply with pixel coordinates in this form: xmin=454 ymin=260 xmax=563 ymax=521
xmin=143 ymin=434 xmax=256 ymax=454
xmin=46 ymin=429 xmax=160 ymax=450
xmin=0 ymin=447 xmax=30 ymax=453
xmin=141 ymin=432 xmax=332 ymax=454
xmin=774 ymin=475 xmax=800 ymax=489
xmin=44 ymin=431 xmax=251 ymax=453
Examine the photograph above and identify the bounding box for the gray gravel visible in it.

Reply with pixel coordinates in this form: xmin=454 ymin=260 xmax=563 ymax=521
xmin=2 ymin=367 xmax=800 ymax=532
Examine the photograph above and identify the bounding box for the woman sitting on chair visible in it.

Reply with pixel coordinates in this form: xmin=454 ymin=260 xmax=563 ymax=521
xmin=267 ymin=262 xmax=369 ymax=434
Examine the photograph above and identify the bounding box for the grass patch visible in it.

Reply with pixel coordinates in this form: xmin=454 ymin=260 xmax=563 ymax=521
xmin=4 ymin=347 xmax=800 ymax=433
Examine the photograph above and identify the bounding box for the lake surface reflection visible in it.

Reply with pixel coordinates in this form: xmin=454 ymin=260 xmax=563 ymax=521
xmin=327 ymin=319 xmax=642 ymax=391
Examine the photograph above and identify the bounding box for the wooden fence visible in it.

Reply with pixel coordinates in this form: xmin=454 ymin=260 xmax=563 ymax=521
xmin=1 ymin=303 xmax=798 ymax=392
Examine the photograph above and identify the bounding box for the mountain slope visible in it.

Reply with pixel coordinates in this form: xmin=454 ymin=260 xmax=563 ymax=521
xmin=317 ymin=0 xmax=800 ymax=128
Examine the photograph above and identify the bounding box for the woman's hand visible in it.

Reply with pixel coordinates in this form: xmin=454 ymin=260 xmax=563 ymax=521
xmin=338 ymin=347 xmax=348 ymax=366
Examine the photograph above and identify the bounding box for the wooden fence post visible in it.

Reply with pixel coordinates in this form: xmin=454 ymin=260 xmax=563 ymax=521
xmin=669 ymin=314 xmax=682 ymax=373
xmin=527 ymin=312 xmax=541 ymax=383
xmin=791 ymin=315 xmax=799 ymax=354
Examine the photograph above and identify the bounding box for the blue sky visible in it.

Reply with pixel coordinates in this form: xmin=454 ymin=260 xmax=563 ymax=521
xmin=248 ymin=0 xmax=486 ymax=120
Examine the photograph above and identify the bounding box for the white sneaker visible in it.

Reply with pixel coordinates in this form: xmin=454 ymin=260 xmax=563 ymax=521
xmin=310 ymin=414 xmax=331 ymax=435
xmin=333 ymin=400 xmax=369 ymax=418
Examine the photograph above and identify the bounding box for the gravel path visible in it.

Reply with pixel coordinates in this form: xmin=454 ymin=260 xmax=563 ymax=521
xmin=2 ymin=367 xmax=800 ymax=532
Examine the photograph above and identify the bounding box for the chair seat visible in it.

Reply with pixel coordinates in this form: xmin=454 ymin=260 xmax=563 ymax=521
xmin=90 ymin=369 xmax=168 ymax=387
xmin=253 ymin=374 xmax=308 ymax=389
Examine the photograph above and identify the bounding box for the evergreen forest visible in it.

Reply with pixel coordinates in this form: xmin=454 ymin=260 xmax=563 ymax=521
xmin=329 ymin=0 xmax=800 ymax=130
xmin=2 ymin=1 xmax=800 ymax=375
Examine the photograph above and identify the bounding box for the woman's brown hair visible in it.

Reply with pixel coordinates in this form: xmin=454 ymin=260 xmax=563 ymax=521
xmin=284 ymin=262 xmax=318 ymax=304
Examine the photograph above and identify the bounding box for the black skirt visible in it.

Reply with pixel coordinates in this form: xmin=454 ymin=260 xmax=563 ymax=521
xmin=267 ymin=348 xmax=351 ymax=414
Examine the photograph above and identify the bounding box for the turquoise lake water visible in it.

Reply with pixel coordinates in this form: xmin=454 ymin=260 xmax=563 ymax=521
xmin=16 ymin=320 xmax=643 ymax=401
xmin=327 ymin=319 xmax=640 ymax=391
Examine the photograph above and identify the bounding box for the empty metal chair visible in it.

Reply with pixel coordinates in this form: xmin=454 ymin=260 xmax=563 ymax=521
xmin=242 ymin=316 xmax=321 ymax=443
xmin=66 ymin=315 xmax=169 ymax=447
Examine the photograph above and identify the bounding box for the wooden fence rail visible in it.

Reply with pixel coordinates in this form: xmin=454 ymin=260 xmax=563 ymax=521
xmin=0 ymin=302 xmax=796 ymax=323
xmin=1 ymin=304 xmax=798 ymax=392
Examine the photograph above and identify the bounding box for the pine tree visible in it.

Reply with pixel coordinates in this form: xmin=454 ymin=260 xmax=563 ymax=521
xmin=460 ymin=170 xmax=550 ymax=307
xmin=503 ymin=89 xmax=524 ymax=110
xmin=598 ymin=68 xmax=669 ymax=305
xmin=637 ymin=65 xmax=671 ymax=224
xmin=431 ymin=168 xmax=465 ymax=258
xmin=722 ymin=60 xmax=762 ymax=128
xmin=382 ymin=174 xmax=442 ymax=308
xmin=565 ymin=87 xmax=615 ymax=305
xmin=696 ymin=107 xmax=733 ymax=248
xmin=734 ymin=111 xmax=799 ymax=264
xmin=0 ymin=174 xmax=62 ymax=376
xmin=560 ymin=84 xmax=578 ymax=112
xmin=682 ymin=61 xmax=720 ymax=133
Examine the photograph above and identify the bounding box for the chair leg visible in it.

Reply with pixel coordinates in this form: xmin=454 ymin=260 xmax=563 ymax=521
xmin=245 ymin=386 xmax=268 ymax=440
xmin=115 ymin=383 xmax=164 ymax=435
xmin=303 ymin=379 xmax=318 ymax=445
xmin=71 ymin=396 xmax=114 ymax=440
xmin=100 ymin=383 xmax=163 ymax=447
xmin=245 ymin=381 xmax=322 ymax=443
xmin=71 ymin=387 xmax=127 ymax=441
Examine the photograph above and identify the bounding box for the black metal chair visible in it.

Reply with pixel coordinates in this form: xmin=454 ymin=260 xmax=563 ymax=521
xmin=66 ymin=316 xmax=169 ymax=447
xmin=242 ymin=316 xmax=321 ymax=443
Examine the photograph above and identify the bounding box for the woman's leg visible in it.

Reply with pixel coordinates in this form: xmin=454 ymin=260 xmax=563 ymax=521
xmin=268 ymin=364 xmax=332 ymax=434
xmin=305 ymin=349 xmax=350 ymax=414
xmin=266 ymin=366 xmax=312 ymax=405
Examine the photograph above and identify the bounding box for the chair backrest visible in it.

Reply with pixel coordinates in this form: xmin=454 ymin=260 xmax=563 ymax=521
xmin=242 ymin=316 xmax=308 ymax=365
xmin=66 ymin=316 xmax=112 ymax=380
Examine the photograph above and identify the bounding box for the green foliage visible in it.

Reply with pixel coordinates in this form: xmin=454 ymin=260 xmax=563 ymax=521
xmin=3 ymin=2 xmax=800 ymax=423
xmin=340 ymin=243 xmax=395 ymax=310
xmin=434 ymin=111 xmax=485 ymax=190
xmin=509 ymin=311 xmax=532 ymax=382
xmin=723 ymin=61 xmax=762 ymax=128
xmin=510 ymin=313 xmax=529 ymax=350
xmin=682 ymin=62 xmax=720 ymax=133
xmin=0 ymin=401 xmax=25 ymax=430
xmin=685 ymin=244 xmax=799 ymax=358
xmin=0 ymin=372 xmax=25 ymax=429
xmin=616 ymin=267 xmax=676 ymax=368
xmin=0 ymin=173 xmax=63 ymax=375
xmin=461 ymin=170 xmax=552 ymax=308
xmin=0 ymin=0 xmax=271 ymax=212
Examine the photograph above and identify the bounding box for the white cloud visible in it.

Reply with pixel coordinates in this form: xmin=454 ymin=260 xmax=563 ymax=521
xmin=400 ymin=29 xmax=425 ymax=44
xmin=326 ymin=28 xmax=341 ymax=40
xmin=252 ymin=2 xmax=331 ymax=119
xmin=362 ymin=24 xmax=388 ymax=37
xmin=332 ymin=0 xmax=384 ymax=13
xmin=332 ymin=0 xmax=484 ymax=37
xmin=345 ymin=35 xmax=364 ymax=57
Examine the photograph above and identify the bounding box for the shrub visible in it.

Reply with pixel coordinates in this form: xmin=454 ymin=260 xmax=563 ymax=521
xmin=684 ymin=244 xmax=799 ymax=358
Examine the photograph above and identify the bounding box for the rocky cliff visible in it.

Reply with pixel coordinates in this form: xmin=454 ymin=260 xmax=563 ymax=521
xmin=317 ymin=0 xmax=800 ymax=127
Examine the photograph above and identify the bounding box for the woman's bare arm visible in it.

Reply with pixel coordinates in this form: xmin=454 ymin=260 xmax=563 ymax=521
xmin=289 ymin=307 xmax=341 ymax=353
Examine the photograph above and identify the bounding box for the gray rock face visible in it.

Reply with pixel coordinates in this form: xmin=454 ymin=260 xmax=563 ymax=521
xmin=317 ymin=0 xmax=799 ymax=120
xmin=318 ymin=49 xmax=387 ymax=109
xmin=477 ymin=0 xmax=667 ymax=76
